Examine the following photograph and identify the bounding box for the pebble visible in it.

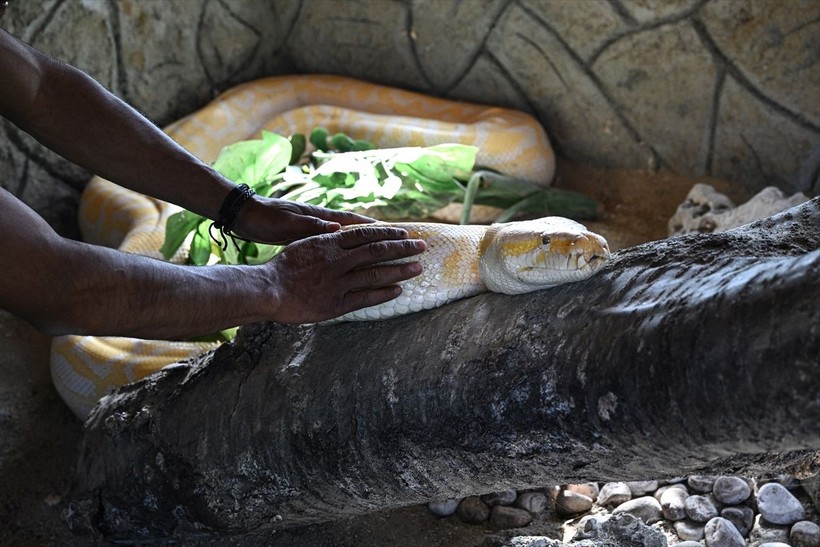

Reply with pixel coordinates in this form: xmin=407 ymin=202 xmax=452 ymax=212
xmin=791 ymin=520 xmax=820 ymax=547
xmin=688 ymin=474 xmax=718 ymax=493
xmin=713 ymin=476 xmax=752 ymax=504
xmin=757 ymin=543 xmax=792 ymax=547
xmin=675 ymin=519 xmax=706 ymax=541
xmin=675 ymin=542 xmax=702 ymax=547
xmin=660 ymin=486 xmax=688 ymax=521
xmin=654 ymin=483 xmax=688 ymax=502
xmin=490 ymin=505 xmax=532 ymax=529
xmin=685 ymin=494 xmax=720 ymax=522
xmin=596 ymin=482 xmax=632 ymax=508
xmin=566 ymin=482 xmax=599 ymax=499
xmin=456 ymin=496 xmax=490 ymax=524
xmin=757 ymin=482 xmax=806 ymax=525
xmin=480 ymin=490 xmax=517 ymax=507
xmin=720 ymin=505 xmax=754 ymax=537
xmin=554 ymin=489 xmax=594 ymax=516
xmin=704 ymin=516 xmax=746 ymax=547
xmin=611 ymin=495 xmax=662 ymax=524
xmin=626 ymin=480 xmax=659 ymax=496
xmin=427 ymin=498 xmax=460 ymax=517
xmin=515 ymin=492 xmax=547 ymax=514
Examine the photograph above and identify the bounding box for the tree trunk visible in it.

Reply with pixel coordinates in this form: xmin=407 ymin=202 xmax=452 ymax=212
xmin=68 ymin=198 xmax=820 ymax=541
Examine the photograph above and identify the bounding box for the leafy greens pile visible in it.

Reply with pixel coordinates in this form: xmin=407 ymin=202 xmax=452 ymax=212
xmin=161 ymin=129 xmax=598 ymax=266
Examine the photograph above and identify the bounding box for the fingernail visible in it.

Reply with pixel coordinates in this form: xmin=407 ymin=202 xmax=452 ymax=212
xmin=408 ymin=262 xmax=423 ymax=275
xmin=413 ymin=240 xmax=427 ymax=251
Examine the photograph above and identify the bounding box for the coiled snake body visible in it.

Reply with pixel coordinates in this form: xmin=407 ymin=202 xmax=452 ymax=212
xmin=50 ymin=75 xmax=608 ymax=419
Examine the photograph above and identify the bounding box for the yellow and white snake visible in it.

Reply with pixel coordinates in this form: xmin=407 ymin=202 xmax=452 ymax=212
xmin=49 ymin=75 xmax=608 ymax=419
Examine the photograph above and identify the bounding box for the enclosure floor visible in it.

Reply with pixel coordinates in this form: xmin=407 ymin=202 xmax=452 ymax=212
xmin=0 ymin=162 xmax=752 ymax=545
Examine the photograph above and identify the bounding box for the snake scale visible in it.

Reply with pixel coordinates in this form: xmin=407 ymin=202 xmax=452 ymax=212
xmin=50 ymin=75 xmax=609 ymax=419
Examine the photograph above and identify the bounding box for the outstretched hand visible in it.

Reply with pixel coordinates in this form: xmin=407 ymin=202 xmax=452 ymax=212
xmin=233 ymin=195 xmax=377 ymax=245
xmin=264 ymin=225 xmax=426 ymax=324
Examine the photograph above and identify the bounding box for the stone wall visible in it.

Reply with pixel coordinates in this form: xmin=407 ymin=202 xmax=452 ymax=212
xmin=1 ymin=0 xmax=818 ymax=235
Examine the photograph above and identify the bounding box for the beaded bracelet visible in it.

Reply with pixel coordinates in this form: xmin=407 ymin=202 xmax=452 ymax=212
xmin=209 ymin=183 xmax=255 ymax=251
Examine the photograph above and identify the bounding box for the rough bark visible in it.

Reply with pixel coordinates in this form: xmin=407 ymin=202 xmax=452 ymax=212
xmin=68 ymin=198 xmax=820 ymax=541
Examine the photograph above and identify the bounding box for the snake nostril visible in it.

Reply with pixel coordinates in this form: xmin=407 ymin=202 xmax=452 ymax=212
xmin=542 ymin=235 xmax=551 ymax=245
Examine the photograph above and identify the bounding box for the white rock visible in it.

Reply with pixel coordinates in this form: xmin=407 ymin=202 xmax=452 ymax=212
xmin=668 ymin=183 xmax=808 ymax=236
xmin=554 ymin=490 xmax=594 ymax=516
xmin=704 ymin=516 xmax=745 ymax=547
xmin=675 ymin=519 xmax=705 ymax=541
xmin=427 ymin=498 xmax=460 ymax=516
xmin=566 ymin=482 xmax=599 ymax=499
xmin=660 ymin=486 xmax=688 ymax=521
xmin=757 ymin=482 xmax=806 ymax=525
xmin=654 ymin=483 xmax=688 ymax=502
xmin=790 ymin=520 xmax=820 ymax=547
xmin=685 ymin=494 xmax=719 ymax=522
xmin=596 ymin=482 xmax=632 ymax=507
xmin=713 ymin=476 xmax=752 ymax=505
xmin=611 ymin=495 xmax=662 ymax=524
xmin=625 ymin=480 xmax=659 ymax=496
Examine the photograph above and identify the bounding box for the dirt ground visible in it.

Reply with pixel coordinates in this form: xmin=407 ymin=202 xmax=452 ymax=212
xmin=0 ymin=162 xmax=757 ymax=546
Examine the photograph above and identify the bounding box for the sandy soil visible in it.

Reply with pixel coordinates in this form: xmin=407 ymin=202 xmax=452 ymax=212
xmin=0 ymin=162 xmax=765 ymax=546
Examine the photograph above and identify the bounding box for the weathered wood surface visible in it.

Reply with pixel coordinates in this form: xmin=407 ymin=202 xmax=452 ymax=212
xmin=68 ymin=198 xmax=820 ymax=540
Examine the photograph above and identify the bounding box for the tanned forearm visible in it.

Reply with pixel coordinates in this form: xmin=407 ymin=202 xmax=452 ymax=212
xmin=0 ymin=30 xmax=232 ymax=221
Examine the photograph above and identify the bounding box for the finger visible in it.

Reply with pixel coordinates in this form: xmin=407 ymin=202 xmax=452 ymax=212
xmin=296 ymin=203 xmax=376 ymax=226
xmin=344 ymin=238 xmax=427 ymax=268
xmin=339 ymin=286 xmax=404 ymax=316
xmin=344 ymin=261 xmax=424 ymax=292
xmin=335 ymin=225 xmax=413 ymax=249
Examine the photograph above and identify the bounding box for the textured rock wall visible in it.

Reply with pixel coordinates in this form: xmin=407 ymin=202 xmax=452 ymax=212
xmin=1 ymin=0 xmax=818 ymax=235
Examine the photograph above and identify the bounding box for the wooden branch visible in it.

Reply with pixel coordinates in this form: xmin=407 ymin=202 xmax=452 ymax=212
xmin=67 ymin=198 xmax=820 ymax=541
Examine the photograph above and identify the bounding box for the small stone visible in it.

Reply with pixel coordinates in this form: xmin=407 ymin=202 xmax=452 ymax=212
xmin=757 ymin=482 xmax=806 ymax=525
xmin=660 ymin=486 xmax=688 ymax=521
xmin=675 ymin=519 xmax=705 ymax=541
xmin=750 ymin=514 xmax=790 ymax=544
xmin=427 ymin=498 xmax=460 ymax=517
xmin=515 ymin=492 xmax=547 ymax=514
xmin=626 ymin=480 xmax=659 ymax=496
xmin=713 ymin=476 xmax=752 ymax=505
xmin=704 ymin=516 xmax=745 ymax=547
xmin=490 ymin=505 xmax=532 ymax=529
xmin=791 ymin=520 xmax=820 ymax=547
xmin=720 ymin=505 xmax=754 ymax=537
xmin=481 ymin=490 xmax=518 ymax=507
xmin=688 ymin=475 xmax=718 ymax=493
xmin=456 ymin=496 xmax=490 ymax=524
xmin=675 ymin=542 xmax=702 ymax=547
xmin=597 ymin=482 xmax=632 ymax=508
xmin=566 ymin=482 xmax=599 ymax=499
xmin=654 ymin=483 xmax=688 ymax=502
xmin=554 ymin=490 xmax=594 ymax=516
xmin=611 ymin=495 xmax=663 ymax=524
xmin=757 ymin=543 xmax=792 ymax=547
xmin=685 ymin=494 xmax=719 ymax=522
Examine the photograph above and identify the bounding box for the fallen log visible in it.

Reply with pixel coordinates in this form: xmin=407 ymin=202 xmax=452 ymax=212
xmin=67 ymin=198 xmax=820 ymax=541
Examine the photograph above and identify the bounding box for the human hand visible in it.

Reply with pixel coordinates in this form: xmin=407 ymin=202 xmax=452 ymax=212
xmin=233 ymin=195 xmax=376 ymax=245
xmin=263 ymin=225 xmax=426 ymax=324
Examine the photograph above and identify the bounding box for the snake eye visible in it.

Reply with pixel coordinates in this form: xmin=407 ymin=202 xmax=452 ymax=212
xmin=542 ymin=235 xmax=551 ymax=245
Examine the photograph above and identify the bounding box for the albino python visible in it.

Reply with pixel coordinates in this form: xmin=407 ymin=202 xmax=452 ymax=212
xmin=50 ymin=74 xmax=609 ymax=419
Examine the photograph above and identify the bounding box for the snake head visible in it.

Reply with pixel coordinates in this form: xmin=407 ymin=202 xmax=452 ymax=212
xmin=478 ymin=217 xmax=610 ymax=295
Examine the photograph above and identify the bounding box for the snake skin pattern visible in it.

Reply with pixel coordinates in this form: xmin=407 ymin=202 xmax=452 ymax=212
xmin=50 ymin=74 xmax=586 ymax=419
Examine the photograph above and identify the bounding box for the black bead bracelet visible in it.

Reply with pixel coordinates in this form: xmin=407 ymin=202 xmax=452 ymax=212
xmin=210 ymin=183 xmax=255 ymax=251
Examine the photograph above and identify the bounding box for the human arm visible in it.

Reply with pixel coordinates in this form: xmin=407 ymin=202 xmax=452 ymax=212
xmin=0 ymin=187 xmax=425 ymax=337
xmin=0 ymin=28 xmax=368 ymax=243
